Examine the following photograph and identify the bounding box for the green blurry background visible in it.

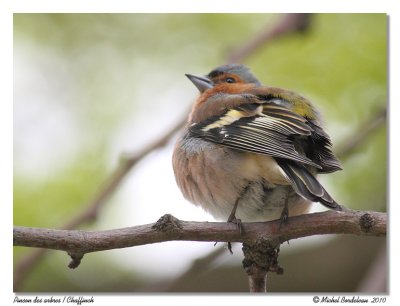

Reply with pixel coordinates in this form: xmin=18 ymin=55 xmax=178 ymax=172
xmin=13 ymin=13 xmax=386 ymax=292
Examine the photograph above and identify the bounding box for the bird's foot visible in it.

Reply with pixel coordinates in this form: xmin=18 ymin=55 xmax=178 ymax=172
xmin=228 ymin=215 xmax=243 ymax=235
xmin=226 ymin=214 xmax=242 ymax=254
xmin=279 ymin=205 xmax=289 ymax=229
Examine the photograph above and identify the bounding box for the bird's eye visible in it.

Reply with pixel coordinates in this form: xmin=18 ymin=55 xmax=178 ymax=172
xmin=225 ymin=77 xmax=235 ymax=83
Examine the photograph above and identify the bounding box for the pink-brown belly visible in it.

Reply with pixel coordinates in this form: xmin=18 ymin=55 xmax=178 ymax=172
xmin=173 ymin=138 xmax=311 ymax=221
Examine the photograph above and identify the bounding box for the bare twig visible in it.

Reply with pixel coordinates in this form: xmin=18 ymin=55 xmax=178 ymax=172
xmin=13 ymin=210 xmax=386 ymax=269
xmin=228 ymin=14 xmax=312 ymax=63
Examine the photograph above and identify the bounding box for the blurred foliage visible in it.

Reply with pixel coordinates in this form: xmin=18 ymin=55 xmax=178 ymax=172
xmin=13 ymin=13 xmax=386 ymax=292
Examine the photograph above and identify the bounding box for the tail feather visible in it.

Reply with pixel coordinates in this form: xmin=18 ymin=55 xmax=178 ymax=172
xmin=278 ymin=162 xmax=341 ymax=211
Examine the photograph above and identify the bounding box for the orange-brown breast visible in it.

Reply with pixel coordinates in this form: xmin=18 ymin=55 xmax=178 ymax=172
xmin=189 ymin=83 xmax=258 ymax=123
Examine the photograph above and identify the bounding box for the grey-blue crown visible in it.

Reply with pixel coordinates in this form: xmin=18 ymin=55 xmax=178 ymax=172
xmin=207 ymin=64 xmax=261 ymax=85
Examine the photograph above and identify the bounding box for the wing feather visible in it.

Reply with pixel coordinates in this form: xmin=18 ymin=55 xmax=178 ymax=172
xmin=278 ymin=162 xmax=341 ymax=210
xmin=189 ymin=94 xmax=341 ymax=173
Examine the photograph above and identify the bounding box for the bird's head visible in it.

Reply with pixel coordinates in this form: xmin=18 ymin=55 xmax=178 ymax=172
xmin=185 ymin=64 xmax=261 ymax=93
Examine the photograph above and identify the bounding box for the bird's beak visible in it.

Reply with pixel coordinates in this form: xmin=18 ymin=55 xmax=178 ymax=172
xmin=185 ymin=74 xmax=214 ymax=93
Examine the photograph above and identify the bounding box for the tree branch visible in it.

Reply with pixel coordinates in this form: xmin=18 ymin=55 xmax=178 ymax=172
xmin=242 ymin=238 xmax=282 ymax=292
xmin=14 ymin=210 xmax=386 ymax=269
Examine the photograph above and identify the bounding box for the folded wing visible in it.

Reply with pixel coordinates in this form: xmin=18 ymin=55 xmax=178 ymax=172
xmin=190 ymin=93 xmax=341 ymax=173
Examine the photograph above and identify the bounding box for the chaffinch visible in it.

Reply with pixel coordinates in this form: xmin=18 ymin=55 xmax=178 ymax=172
xmin=172 ymin=64 xmax=342 ymax=225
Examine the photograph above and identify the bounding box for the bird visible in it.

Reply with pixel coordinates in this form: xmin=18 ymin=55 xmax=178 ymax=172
xmin=172 ymin=64 xmax=342 ymax=227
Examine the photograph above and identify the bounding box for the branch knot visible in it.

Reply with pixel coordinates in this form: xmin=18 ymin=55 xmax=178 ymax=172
xmin=359 ymin=213 xmax=375 ymax=233
xmin=67 ymin=253 xmax=84 ymax=269
xmin=152 ymin=214 xmax=182 ymax=232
